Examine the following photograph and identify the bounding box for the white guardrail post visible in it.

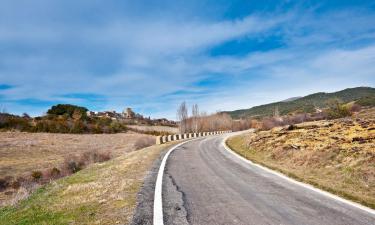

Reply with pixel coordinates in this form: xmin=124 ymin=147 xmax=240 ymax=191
xmin=156 ymin=130 xmax=232 ymax=144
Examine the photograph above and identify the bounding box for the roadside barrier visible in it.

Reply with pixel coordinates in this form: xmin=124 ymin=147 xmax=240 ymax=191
xmin=156 ymin=130 xmax=231 ymax=144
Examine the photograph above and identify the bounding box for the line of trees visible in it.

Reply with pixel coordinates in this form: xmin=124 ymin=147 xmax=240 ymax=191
xmin=176 ymin=102 xmax=253 ymax=133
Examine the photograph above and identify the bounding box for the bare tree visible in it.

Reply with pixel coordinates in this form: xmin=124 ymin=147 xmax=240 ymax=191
xmin=273 ymin=106 xmax=280 ymax=117
xmin=191 ymin=104 xmax=199 ymax=133
xmin=177 ymin=101 xmax=188 ymax=133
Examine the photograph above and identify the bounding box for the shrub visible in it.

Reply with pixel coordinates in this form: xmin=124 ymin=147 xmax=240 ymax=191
xmin=134 ymin=137 xmax=155 ymax=150
xmin=66 ymin=160 xmax=82 ymax=174
xmin=49 ymin=167 xmax=61 ymax=178
xmin=261 ymin=117 xmax=284 ymax=130
xmin=326 ymin=100 xmax=352 ymax=119
xmin=80 ymin=150 xmax=112 ymax=164
xmin=0 ymin=178 xmax=10 ymax=191
xmin=14 ymin=177 xmax=26 ymax=187
xmin=95 ymin=151 xmax=111 ymax=162
xmin=70 ymin=121 xmax=85 ymax=133
xmin=11 ymin=180 xmax=21 ymax=189
xmin=31 ymin=171 xmax=43 ymax=180
xmin=0 ymin=114 xmax=32 ymax=131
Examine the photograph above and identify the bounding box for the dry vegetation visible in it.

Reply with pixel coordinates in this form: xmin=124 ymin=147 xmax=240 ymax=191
xmin=0 ymin=143 xmax=172 ymax=225
xmin=227 ymin=108 xmax=375 ymax=209
xmin=0 ymin=132 xmax=155 ymax=205
xmin=127 ymin=125 xmax=178 ymax=134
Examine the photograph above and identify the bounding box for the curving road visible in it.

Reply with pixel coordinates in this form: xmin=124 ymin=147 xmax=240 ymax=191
xmin=161 ymin=134 xmax=375 ymax=225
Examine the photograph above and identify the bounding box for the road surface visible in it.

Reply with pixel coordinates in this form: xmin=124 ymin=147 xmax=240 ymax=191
xmin=161 ymin=134 xmax=375 ymax=225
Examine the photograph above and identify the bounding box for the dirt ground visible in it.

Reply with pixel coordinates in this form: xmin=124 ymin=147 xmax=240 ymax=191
xmin=0 ymin=132 xmax=154 ymax=178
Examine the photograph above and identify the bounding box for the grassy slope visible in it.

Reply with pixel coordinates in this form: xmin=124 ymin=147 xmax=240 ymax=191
xmin=226 ymin=87 xmax=375 ymax=119
xmin=227 ymin=116 xmax=375 ymax=209
xmin=0 ymin=132 xmax=153 ymax=178
xmin=0 ymin=143 xmax=172 ymax=225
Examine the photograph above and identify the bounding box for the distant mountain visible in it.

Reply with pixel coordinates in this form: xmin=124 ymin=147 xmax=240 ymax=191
xmin=225 ymin=87 xmax=375 ymax=119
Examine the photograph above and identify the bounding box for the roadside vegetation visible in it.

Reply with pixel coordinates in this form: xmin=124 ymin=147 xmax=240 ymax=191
xmin=176 ymin=102 xmax=253 ymax=133
xmin=0 ymin=143 xmax=171 ymax=225
xmin=227 ymin=107 xmax=375 ymax=209
xmin=254 ymin=99 xmax=363 ymax=131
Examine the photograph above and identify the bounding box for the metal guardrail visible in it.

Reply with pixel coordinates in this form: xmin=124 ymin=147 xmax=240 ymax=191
xmin=156 ymin=130 xmax=232 ymax=144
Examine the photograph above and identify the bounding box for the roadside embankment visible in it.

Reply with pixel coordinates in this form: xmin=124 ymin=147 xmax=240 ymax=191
xmin=227 ymin=117 xmax=375 ymax=209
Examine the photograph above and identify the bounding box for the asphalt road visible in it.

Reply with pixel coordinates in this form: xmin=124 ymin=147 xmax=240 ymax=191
xmin=162 ymin=135 xmax=375 ymax=225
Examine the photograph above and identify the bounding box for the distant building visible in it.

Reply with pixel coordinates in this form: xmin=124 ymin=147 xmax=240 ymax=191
xmin=86 ymin=111 xmax=96 ymax=116
xmin=123 ymin=108 xmax=135 ymax=119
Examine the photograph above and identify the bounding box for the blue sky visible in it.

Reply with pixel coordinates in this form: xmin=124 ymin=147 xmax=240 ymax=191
xmin=1 ymin=0 xmax=375 ymax=119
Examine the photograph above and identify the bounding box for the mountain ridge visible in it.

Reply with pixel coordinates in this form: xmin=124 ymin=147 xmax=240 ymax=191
xmin=225 ymin=87 xmax=375 ymax=119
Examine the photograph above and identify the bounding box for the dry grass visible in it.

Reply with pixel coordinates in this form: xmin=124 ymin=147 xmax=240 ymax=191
xmin=227 ymin=108 xmax=375 ymax=209
xmin=134 ymin=136 xmax=156 ymax=150
xmin=0 ymin=143 xmax=172 ymax=225
xmin=127 ymin=125 xmax=178 ymax=134
xmin=0 ymin=132 xmax=154 ymax=178
xmin=0 ymin=132 xmax=155 ymax=205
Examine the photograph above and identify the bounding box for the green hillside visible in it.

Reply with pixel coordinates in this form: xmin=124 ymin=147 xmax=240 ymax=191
xmin=226 ymin=87 xmax=375 ymax=119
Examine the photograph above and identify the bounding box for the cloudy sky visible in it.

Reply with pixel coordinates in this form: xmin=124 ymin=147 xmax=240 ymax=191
xmin=1 ymin=0 xmax=375 ymax=119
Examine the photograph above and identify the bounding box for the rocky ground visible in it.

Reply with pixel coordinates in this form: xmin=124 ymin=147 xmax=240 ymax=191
xmin=228 ymin=108 xmax=375 ymax=208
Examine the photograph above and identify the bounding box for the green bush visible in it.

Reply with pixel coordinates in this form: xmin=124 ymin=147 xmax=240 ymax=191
xmin=47 ymin=104 xmax=88 ymax=119
xmin=326 ymin=100 xmax=352 ymax=119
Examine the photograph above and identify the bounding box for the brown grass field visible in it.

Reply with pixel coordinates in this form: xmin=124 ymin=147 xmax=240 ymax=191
xmin=0 ymin=132 xmax=154 ymax=178
xmin=127 ymin=125 xmax=179 ymax=134
xmin=227 ymin=108 xmax=375 ymax=208
xmin=0 ymin=143 xmax=173 ymax=225
xmin=0 ymin=132 xmax=155 ymax=205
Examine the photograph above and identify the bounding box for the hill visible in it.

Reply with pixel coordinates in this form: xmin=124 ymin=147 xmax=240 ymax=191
xmin=226 ymin=87 xmax=375 ymax=119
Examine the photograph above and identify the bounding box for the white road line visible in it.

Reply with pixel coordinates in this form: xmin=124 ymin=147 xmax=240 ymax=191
xmin=153 ymin=139 xmax=197 ymax=225
xmin=222 ymin=135 xmax=375 ymax=216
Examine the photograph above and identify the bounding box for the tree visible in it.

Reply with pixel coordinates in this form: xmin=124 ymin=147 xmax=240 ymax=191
xmin=191 ymin=104 xmax=199 ymax=133
xmin=177 ymin=101 xmax=188 ymax=133
xmin=47 ymin=104 xmax=88 ymax=119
